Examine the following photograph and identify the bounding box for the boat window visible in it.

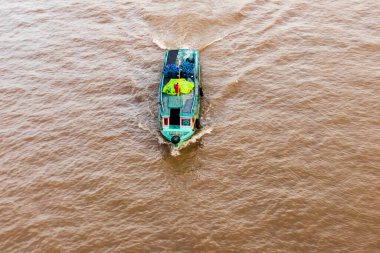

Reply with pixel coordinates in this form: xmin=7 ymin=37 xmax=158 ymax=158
xmin=181 ymin=118 xmax=191 ymax=127
xmin=162 ymin=118 xmax=169 ymax=126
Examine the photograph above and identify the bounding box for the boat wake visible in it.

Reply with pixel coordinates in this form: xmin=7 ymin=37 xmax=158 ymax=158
xmin=169 ymin=126 xmax=213 ymax=156
xmin=152 ymin=32 xmax=231 ymax=51
xmin=197 ymin=32 xmax=232 ymax=51
xmin=152 ymin=36 xmax=171 ymax=50
xmin=141 ymin=0 xmax=251 ymax=51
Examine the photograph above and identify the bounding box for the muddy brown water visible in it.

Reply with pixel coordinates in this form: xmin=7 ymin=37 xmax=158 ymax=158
xmin=1 ymin=0 xmax=379 ymax=252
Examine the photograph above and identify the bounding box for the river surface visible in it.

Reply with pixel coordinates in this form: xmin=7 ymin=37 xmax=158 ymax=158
xmin=1 ymin=0 xmax=379 ymax=252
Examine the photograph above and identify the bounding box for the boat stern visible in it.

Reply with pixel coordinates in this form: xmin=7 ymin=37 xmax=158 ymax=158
xmin=160 ymin=127 xmax=195 ymax=147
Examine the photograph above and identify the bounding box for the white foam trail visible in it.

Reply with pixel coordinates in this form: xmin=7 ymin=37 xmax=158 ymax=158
xmin=138 ymin=121 xmax=150 ymax=131
xmin=198 ymin=32 xmax=232 ymax=51
xmin=157 ymin=134 xmax=170 ymax=145
xmin=170 ymin=147 xmax=181 ymax=157
xmin=179 ymin=126 xmax=213 ymax=149
xmin=152 ymin=31 xmax=231 ymax=51
xmin=152 ymin=36 xmax=167 ymax=49
xmin=169 ymin=126 xmax=213 ymax=156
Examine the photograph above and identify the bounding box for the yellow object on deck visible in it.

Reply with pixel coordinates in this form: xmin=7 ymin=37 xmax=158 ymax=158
xmin=162 ymin=78 xmax=194 ymax=95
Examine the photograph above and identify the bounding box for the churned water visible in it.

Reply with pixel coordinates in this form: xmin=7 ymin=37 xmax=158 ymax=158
xmin=1 ymin=0 xmax=379 ymax=252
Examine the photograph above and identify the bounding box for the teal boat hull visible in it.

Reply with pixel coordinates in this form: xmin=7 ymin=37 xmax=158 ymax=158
xmin=158 ymin=49 xmax=202 ymax=147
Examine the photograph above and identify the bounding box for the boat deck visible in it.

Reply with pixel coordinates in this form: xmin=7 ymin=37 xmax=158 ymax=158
xmin=160 ymin=49 xmax=199 ymax=119
xmin=161 ymin=77 xmax=195 ymax=117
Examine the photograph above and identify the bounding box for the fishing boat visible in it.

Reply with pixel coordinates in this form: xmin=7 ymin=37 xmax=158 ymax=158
xmin=158 ymin=49 xmax=203 ymax=147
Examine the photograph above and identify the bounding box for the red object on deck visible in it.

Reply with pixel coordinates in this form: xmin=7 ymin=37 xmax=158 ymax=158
xmin=174 ymin=83 xmax=179 ymax=94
